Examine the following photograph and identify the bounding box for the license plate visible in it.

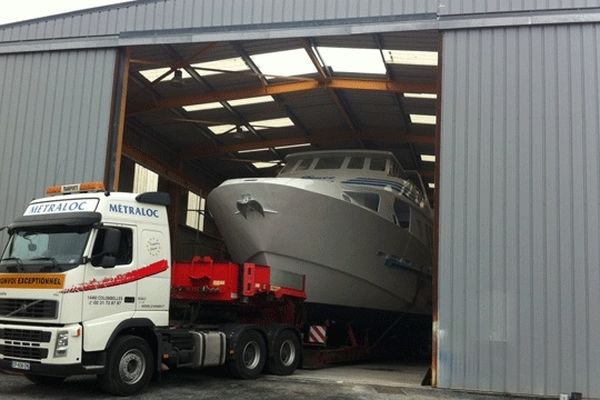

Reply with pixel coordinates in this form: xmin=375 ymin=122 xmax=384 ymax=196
xmin=11 ymin=360 xmax=30 ymax=371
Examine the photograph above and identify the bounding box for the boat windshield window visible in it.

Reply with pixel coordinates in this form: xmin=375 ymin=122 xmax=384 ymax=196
xmin=344 ymin=192 xmax=380 ymax=212
xmin=394 ymin=199 xmax=410 ymax=228
xmin=279 ymin=159 xmax=298 ymax=175
xmin=315 ymin=156 xmax=344 ymax=170
xmin=389 ymin=161 xmax=403 ymax=178
xmin=295 ymin=158 xmax=313 ymax=171
xmin=347 ymin=157 xmax=365 ymax=169
xmin=369 ymin=157 xmax=387 ymax=172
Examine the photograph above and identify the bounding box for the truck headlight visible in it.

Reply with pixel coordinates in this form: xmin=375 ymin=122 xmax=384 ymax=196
xmin=54 ymin=331 xmax=69 ymax=356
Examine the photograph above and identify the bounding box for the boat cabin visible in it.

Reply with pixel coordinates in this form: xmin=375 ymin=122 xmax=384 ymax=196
xmin=278 ymin=150 xmax=433 ymax=250
xmin=278 ymin=150 xmax=406 ymax=179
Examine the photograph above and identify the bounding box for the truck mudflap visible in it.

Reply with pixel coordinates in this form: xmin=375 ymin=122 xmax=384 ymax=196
xmin=0 ymin=358 xmax=104 ymax=377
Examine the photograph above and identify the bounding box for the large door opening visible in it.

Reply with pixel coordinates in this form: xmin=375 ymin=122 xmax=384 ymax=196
xmin=115 ymin=29 xmax=441 ymax=387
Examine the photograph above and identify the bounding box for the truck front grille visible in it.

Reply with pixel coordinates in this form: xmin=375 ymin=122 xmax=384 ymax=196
xmin=0 ymin=299 xmax=57 ymax=319
xmin=0 ymin=344 xmax=48 ymax=360
xmin=0 ymin=328 xmax=51 ymax=343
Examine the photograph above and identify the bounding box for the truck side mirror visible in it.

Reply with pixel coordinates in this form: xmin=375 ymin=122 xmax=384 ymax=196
xmin=99 ymin=255 xmax=117 ymax=268
xmin=92 ymin=228 xmax=121 ymax=268
xmin=102 ymin=228 xmax=121 ymax=255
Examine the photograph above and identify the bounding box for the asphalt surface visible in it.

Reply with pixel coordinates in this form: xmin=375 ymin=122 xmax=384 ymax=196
xmin=0 ymin=367 xmax=532 ymax=400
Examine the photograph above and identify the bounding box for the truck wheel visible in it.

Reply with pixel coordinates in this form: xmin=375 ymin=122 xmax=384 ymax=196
xmin=267 ymin=330 xmax=300 ymax=375
xmin=99 ymin=335 xmax=153 ymax=396
xmin=226 ymin=330 xmax=266 ymax=379
xmin=24 ymin=374 xmax=66 ymax=385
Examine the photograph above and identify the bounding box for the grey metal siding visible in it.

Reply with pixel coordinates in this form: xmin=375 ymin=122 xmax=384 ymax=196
xmin=439 ymin=23 xmax=600 ymax=397
xmin=439 ymin=0 xmax=600 ymax=14
xmin=0 ymin=0 xmax=439 ymax=44
xmin=0 ymin=49 xmax=116 ymax=237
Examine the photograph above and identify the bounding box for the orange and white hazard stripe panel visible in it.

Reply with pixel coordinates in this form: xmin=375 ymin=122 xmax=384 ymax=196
xmin=308 ymin=325 xmax=327 ymax=344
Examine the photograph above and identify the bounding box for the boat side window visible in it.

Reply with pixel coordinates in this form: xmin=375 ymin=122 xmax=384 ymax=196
xmin=315 ymin=156 xmax=344 ymax=170
xmin=369 ymin=157 xmax=387 ymax=172
xmin=347 ymin=157 xmax=365 ymax=169
xmin=415 ymin=219 xmax=423 ymax=241
xmin=344 ymin=192 xmax=380 ymax=212
xmin=295 ymin=158 xmax=313 ymax=171
xmin=394 ymin=199 xmax=410 ymax=228
xmin=279 ymin=159 xmax=299 ymax=175
xmin=91 ymin=227 xmax=133 ymax=266
xmin=425 ymin=224 xmax=433 ymax=250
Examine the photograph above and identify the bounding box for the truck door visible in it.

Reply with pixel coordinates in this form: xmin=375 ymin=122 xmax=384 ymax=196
xmin=82 ymin=225 xmax=137 ymax=328
xmin=135 ymin=229 xmax=170 ymax=315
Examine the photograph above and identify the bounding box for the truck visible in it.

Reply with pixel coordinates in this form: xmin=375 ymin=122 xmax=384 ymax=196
xmin=0 ymin=182 xmax=306 ymax=395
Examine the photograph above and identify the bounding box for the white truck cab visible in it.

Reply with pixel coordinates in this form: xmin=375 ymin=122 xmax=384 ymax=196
xmin=0 ymin=183 xmax=171 ymax=391
xmin=0 ymin=183 xmax=303 ymax=395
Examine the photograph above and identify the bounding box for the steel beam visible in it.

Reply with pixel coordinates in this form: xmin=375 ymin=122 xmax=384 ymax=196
xmin=304 ymin=40 xmax=364 ymax=148
xmin=122 ymin=142 xmax=211 ymax=195
xmin=127 ymin=78 xmax=437 ymax=115
xmin=182 ymin=132 xmax=434 ymax=160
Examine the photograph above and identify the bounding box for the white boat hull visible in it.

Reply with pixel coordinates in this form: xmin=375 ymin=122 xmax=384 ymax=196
xmin=207 ymin=179 xmax=432 ymax=315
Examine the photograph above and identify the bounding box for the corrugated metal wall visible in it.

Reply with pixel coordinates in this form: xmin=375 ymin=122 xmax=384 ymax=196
xmin=438 ymin=23 xmax=600 ymax=397
xmin=0 ymin=49 xmax=117 ymax=238
xmin=439 ymin=0 xmax=600 ymax=14
xmin=0 ymin=0 xmax=438 ymax=44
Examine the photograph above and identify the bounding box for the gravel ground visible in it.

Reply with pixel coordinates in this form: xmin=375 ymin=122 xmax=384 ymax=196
xmin=0 ymin=368 xmax=536 ymax=400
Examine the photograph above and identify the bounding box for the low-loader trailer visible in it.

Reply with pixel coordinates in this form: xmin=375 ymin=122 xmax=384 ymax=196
xmin=0 ymin=182 xmax=305 ymax=395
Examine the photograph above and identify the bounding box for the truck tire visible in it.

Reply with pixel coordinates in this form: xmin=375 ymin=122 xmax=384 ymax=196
xmin=225 ymin=330 xmax=266 ymax=379
xmin=24 ymin=374 xmax=66 ymax=385
xmin=99 ymin=335 xmax=154 ymax=396
xmin=267 ymin=330 xmax=300 ymax=375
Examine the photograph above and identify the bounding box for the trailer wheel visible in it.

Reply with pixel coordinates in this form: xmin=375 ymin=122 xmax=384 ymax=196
xmin=226 ymin=330 xmax=266 ymax=379
xmin=24 ymin=374 xmax=66 ymax=385
xmin=99 ymin=335 xmax=153 ymax=396
xmin=267 ymin=330 xmax=300 ymax=375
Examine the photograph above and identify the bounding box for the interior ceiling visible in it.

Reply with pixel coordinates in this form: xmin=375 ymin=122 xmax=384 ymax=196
xmin=124 ymin=30 xmax=439 ymax=201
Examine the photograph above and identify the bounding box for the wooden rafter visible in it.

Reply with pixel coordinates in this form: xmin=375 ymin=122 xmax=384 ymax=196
xmin=127 ymin=77 xmax=437 ymax=115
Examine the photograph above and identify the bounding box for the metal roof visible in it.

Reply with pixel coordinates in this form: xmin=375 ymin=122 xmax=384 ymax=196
xmin=1 ymin=0 xmax=599 ymax=54
xmin=122 ymin=31 xmax=439 ymax=200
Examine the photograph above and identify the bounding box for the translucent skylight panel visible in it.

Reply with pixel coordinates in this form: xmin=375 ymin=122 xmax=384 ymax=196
xmin=250 ymin=49 xmax=317 ymax=79
xmin=253 ymin=162 xmax=279 ymax=169
xmin=317 ymin=47 xmax=386 ymax=74
xmin=250 ymin=117 xmax=295 ymax=130
xmin=191 ymin=57 xmax=249 ymax=76
xmin=420 ymin=154 xmax=436 ymax=162
xmin=384 ymin=50 xmax=438 ymax=66
xmin=228 ymin=96 xmax=274 ymax=107
xmin=183 ymin=102 xmax=223 ymax=112
xmin=404 ymin=92 xmax=437 ymax=99
xmin=410 ymin=114 xmax=437 ymax=125
xmin=139 ymin=67 xmax=191 ymax=82
xmin=274 ymin=143 xmax=311 ymax=150
xmin=208 ymin=124 xmax=238 ymax=135
xmin=238 ymin=148 xmax=271 ymax=154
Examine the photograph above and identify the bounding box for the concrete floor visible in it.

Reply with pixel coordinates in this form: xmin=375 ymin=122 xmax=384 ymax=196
xmin=0 ymin=362 xmax=539 ymax=400
xmin=289 ymin=361 xmax=429 ymax=388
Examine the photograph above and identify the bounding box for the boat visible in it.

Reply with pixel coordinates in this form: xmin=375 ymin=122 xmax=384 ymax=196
xmin=206 ymin=150 xmax=433 ymax=316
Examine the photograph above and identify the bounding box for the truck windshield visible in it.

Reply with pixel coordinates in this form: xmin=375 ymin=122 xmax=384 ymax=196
xmin=0 ymin=226 xmax=91 ymax=272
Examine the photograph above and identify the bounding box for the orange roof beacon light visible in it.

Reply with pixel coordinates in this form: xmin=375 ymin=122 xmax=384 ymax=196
xmin=46 ymin=182 xmax=106 ymax=196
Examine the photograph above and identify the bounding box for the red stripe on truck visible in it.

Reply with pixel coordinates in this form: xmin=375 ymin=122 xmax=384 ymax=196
xmin=60 ymin=259 xmax=169 ymax=293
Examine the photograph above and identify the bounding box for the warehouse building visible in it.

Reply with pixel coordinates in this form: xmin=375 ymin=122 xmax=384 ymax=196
xmin=0 ymin=0 xmax=598 ymax=397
